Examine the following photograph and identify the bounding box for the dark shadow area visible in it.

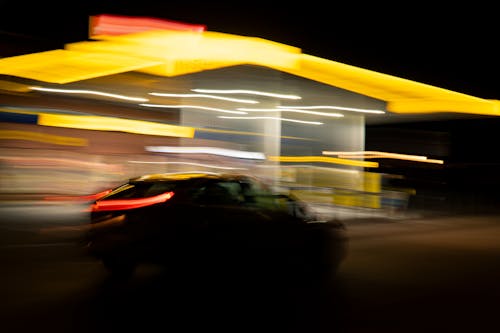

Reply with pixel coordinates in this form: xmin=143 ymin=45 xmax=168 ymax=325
xmin=0 ymin=224 xmax=349 ymax=333
xmin=77 ymin=262 xmax=350 ymax=333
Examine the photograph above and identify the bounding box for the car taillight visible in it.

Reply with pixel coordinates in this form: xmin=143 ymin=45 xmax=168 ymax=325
xmin=91 ymin=191 xmax=174 ymax=212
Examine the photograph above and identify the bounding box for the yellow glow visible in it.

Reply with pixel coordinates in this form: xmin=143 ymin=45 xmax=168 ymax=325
xmin=0 ymin=49 xmax=162 ymax=84
xmin=1 ymin=23 xmax=499 ymax=117
xmin=282 ymin=54 xmax=484 ymax=104
xmin=0 ymin=130 xmax=88 ymax=146
xmin=137 ymin=172 xmax=221 ymax=181
xmin=38 ymin=114 xmax=195 ymax=138
xmin=275 ymin=54 xmax=500 ymax=116
xmin=66 ymin=30 xmax=301 ymax=77
xmin=0 ymin=107 xmax=39 ymax=115
xmin=267 ymin=155 xmax=379 ymax=168
xmin=323 ymin=150 xmax=444 ymax=164
xmin=0 ymin=80 xmax=31 ymax=92
xmin=68 ymin=30 xmax=232 ymax=76
xmin=387 ymin=99 xmax=500 ymax=116
xmin=0 ymin=107 xmax=313 ymax=142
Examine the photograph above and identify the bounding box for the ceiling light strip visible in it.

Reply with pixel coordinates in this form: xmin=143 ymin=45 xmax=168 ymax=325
xmin=238 ymin=107 xmax=343 ymax=117
xmin=149 ymin=92 xmax=258 ymax=104
xmin=140 ymin=103 xmax=247 ymax=114
xmin=279 ymin=105 xmax=385 ymax=114
xmin=218 ymin=116 xmax=323 ymax=125
xmin=192 ymin=88 xmax=301 ymax=100
xmin=145 ymin=146 xmax=266 ymax=160
xmin=30 ymin=86 xmax=148 ymax=102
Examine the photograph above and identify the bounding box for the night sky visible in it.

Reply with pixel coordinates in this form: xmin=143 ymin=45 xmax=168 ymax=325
xmin=1 ymin=1 xmax=499 ymax=100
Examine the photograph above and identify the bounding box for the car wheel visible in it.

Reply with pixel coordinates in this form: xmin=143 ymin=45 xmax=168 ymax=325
xmin=102 ymin=256 xmax=136 ymax=280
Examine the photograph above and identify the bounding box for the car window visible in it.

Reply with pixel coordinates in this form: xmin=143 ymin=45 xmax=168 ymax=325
xmin=193 ymin=181 xmax=244 ymax=205
xmin=243 ymin=182 xmax=316 ymax=220
xmin=143 ymin=182 xmax=177 ymax=197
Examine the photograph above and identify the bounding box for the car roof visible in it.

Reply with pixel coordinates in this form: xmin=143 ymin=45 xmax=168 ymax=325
xmin=129 ymin=172 xmax=249 ymax=183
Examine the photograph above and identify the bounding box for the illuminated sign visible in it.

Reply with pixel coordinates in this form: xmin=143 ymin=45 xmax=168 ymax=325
xmin=89 ymin=14 xmax=206 ymax=37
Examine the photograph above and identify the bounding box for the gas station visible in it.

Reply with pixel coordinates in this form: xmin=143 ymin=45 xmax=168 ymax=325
xmin=1 ymin=14 xmax=499 ymax=214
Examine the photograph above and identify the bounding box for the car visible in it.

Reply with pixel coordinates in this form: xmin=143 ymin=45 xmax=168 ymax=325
xmin=83 ymin=172 xmax=348 ymax=281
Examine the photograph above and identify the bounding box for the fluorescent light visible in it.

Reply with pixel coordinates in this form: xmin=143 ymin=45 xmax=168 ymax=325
xmin=191 ymin=88 xmax=301 ymax=100
xmin=218 ymin=116 xmax=323 ymax=125
xmin=30 ymin=86 xmax=148 ymax=102
xmin=278 ymin=105 xmax=385 ymax=114
xmin=127 ymin=160 xmax=248 ymax=170
xmin=145 ymin=146 xmax=266 ymax=160
xmin=238 ymin=107 xmax=343 ymax=117
xmin=140 ymin=103 xmax=247 ymax=114
xmin=149 ymin=92 xmax=258 ymax=104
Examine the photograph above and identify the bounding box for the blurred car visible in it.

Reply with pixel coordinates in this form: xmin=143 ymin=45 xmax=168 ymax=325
xmin=84 ymin=172 xmax=348 ymax=280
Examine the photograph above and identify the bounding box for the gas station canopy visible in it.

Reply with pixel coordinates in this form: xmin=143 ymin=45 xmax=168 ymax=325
xmin=1 ymin=14 xmax=499 ymax=118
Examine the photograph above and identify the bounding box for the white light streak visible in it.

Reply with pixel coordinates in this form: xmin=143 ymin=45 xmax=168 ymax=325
xmin=279 ymin=105 xmax=385 ymax=114
xmin=191 ymin=88 xmax=301 ymax=100
xmin=149 ymin=92 xmax=259 ymax=104
xmin=30 ymin=86 xmax=148 ymax=102
xmin=238 ymin=107 xmax=343 ymax=117
xmin=127 ymin=160 xmax=248 ymax=170
xmin=145 ymin=146 xmax=266 ymax=160
xmin=140 ymin=103 xmax=247 ymax=114
xmin=218 ymin=116 xmax=323 ymax=125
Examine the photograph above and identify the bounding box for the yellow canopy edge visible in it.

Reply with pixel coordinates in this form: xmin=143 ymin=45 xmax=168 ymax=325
xmin=1 ymin=28 xmax=498 ymax=116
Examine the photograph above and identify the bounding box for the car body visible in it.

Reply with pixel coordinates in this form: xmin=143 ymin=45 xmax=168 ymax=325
xmin=84 ymin=172 xmax=348 ymax=280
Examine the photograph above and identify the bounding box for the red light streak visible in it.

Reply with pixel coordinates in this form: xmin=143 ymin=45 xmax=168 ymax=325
xmin=91 ymin=191 xmax=174 ymax=212
xmin=90 ymin=14 xmax=206 ymax=37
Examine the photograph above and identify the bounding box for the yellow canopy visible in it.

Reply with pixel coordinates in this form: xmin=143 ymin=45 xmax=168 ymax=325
xmin=1 ymin=28 xmax=499 ymax=116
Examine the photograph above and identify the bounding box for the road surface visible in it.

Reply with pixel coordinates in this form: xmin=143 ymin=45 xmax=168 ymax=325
xmin=1 ymin=201 xmax=500 ymax=332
